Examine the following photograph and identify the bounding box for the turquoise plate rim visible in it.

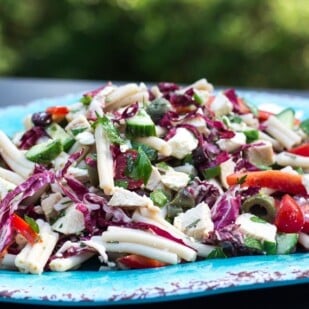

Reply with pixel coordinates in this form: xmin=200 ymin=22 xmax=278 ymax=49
xmin=0 ymin=89 xmax=308 ymax=306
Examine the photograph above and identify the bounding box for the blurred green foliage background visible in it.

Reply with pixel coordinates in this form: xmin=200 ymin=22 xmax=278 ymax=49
xmin=0 ymin=0 xmax=308 ymax=89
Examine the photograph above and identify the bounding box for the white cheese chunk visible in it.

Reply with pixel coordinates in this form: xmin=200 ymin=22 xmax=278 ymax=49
xmin=75 ymin=131 xmax=95 ymax=145
xmin=167 ymin=127 xmax=198 ymax=159
xmin=209 ymin=93 xmax=233 ymax=117
xmin=52 ymin=205 xmax=85 ymax=235
xmin=161 ymin=170 xmax=190 ymax=191
xmin=246 ymin=141 xmax=275 ymax=166
xmin=220 ymin=158 xmax=236 ymax=189
xmin=217 ymin=132 xmax=246 ymax=153
xmin=145 ymin=166 xmax=162 ymax=191
xmin=173 ymin=202 xmax=214 ymax=241
xmin=108 ymin=186 xmax=153 ymax=208
xmin=236 ymin=213 xmax=277 ymax=243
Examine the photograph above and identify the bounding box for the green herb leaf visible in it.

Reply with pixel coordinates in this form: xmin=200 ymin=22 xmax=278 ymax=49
xmin=244 ymin=129 xmax=259 ymax=143
xmin=185 ymin=219 xmax=201 ymax=230
xmin=156 ymin=162 xmax=171 ymax=172
xmin=127 ymin=147 xmax=152 ymax=184
xmin=237 ymin=174 xmax=247 ymax=185
xmin=114 ymin=179 xmax=129 ymax=189
xmin=24 ymin=215 xmax=40 ymax=233
xmin=228 ymin=115 xmax=243 ymax=124
xmin=250 ymin=215 xmax=267 ymax=223
xmin=202 ymin=165 xmax=221 ymax=180
xmin=131 ymin=141 xmax=158 ymax=162
xmin=71 ymin=127 xmax=87 ymax=136
xmin=95 ymin=114 xmax=125 ymax=145
xmin=207 ymin=247 xmax=227 ymax=259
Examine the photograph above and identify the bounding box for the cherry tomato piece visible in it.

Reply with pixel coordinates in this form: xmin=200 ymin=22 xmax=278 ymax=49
xmin=275 ymin=194 xmax=304 ymax=233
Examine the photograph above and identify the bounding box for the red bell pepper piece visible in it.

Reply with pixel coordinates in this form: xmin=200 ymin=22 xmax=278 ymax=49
xmin=117 ymin=254 xmax=167 ymax=269
xmin=11 ymin=214 xmax=40 ymax=244
xmin=288 ymin=143 xmax=309 ymax=157
xmin=226 ymin=170 xmax=307 ymax=195
xmin=46 ymin=106 xmax=69 ymax=122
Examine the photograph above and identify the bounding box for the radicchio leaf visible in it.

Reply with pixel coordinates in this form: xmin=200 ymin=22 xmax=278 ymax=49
xmin=19 ymin=127 xmax=46 ymax=150
xmin=211 ymin=186 xmax=242 ymax=230
xmin=0 ymin=170 xmax=55 ymax=252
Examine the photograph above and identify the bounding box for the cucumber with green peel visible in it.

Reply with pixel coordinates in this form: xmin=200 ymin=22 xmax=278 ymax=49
xmin=46 ymin=123 xmax=75 ymax=152
xmin=26 ymin=139 xmax=63 ymax=164
xmin=276 ymin=107 xmax=295 ymax=129
xmin=126 ymin=109 xmax=156 ymax=137
xmin=300 ymin=118 xmax=309 ymax=135
xmin=276 ymin=233 xmax=298 ymax=254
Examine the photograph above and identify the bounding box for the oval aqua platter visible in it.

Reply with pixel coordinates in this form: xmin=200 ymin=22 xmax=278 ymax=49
xmin=0 ymin=90 xmax=308 ymax=306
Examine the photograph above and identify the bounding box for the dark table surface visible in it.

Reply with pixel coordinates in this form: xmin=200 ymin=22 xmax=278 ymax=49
xmin=0 ymin=77 xmax=308 ymax=309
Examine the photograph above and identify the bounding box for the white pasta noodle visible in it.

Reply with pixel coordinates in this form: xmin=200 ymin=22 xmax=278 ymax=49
xmin=0 ymin=131 xmax=35 ymax=178
xmin=105 ymin=91 xmax=149 ymax=112
xmin=103 ymin=242 xmax=179 ymax=265
xmin=264 ymin=115 xmax=301 ymax=149
xmin=95 ymin=124 xmax=114 ymax=195
xmin=135 ymin=136 xmax=172 ymax=156
xmin=102 ymin=226 xmax=197 ymax=262
xmin=15 ymin=219 xmax=59 ymax=275
xmin=49 ymin=252 xmax=95 ymax=272
xmin=258 ymin=131 xmax=283 ymax=152
xmin=104 ymin=83 xmax=140 ymax=109
xmin=0 ymin=167 xmax=24 ymax=185
xmin=132 ymin=210 xmax=215 ymax=257
xmin=276 ymin=152 xmax=309 ymax=168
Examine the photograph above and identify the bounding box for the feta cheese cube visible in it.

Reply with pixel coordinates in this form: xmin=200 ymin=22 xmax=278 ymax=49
xmin=173 ymin=202 xmax=214 ymax=240
xmin=246 ymin=141 xmax=275 ymax=166
xmin=161 ymin=170 xmax=190 ymax=191
xmin=52 ymin=205 xmax=85 ymax=235
xmin=236 ymin=213 xmax=277 ymax=243
xmin=108 ymin=187 xmax=153 ymax=208
xmin=209 ymin=93 xmax=233 ymax=117
xmin=217 ymin=132 xmax=246 ymax=153
xmin=167 ymin=128 xmax=198 ymax=159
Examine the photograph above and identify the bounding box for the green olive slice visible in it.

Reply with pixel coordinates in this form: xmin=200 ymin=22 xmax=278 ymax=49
xmin=241 ymin=194 xmax=276 ymax=223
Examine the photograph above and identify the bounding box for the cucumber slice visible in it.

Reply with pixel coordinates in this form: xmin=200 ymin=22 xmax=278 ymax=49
xmin=300 ymin=118 xmax=309 ymax=135
xmin=46 ymin=123 xmax=75 ymax=152
xmin=126 ymin=109 xmax=156 ymax=137
xmin=26 ymin=139 xmax=62 ymax=164
xmin=276 ymin=108 xmax=295 ymax=129
xmin=276 ymin=233 xmax=298 ymax=254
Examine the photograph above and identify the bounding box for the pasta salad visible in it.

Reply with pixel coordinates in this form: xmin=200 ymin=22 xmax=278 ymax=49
xmin=0 ymin=78 xmax=309 ymax=274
